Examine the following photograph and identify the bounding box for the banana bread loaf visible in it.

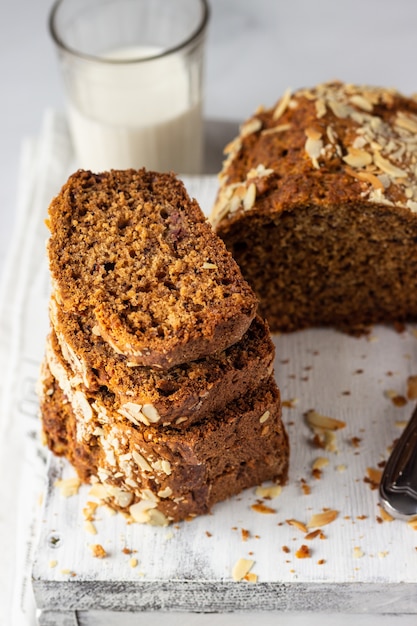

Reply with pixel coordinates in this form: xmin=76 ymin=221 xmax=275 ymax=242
xmin=39 ymin=364 xmax=289 ymax=525
xmin=47 ymin=169 xmax=258 ymax=369
xmin=211 ymin=81 xmax=417 ymax=334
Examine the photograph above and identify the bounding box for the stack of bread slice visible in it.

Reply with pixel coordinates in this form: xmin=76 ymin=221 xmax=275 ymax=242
xmin=39 ymin=169 xmax=289 ymax=525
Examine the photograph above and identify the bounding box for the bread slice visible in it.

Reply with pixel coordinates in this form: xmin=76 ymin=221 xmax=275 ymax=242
xmin=39 ymin=365 xmax=289 ymax=525
xmin=47 ymin=307 xmax=275 ymax=428
xmin=47 ymin=169 xmax=258 ymax=369
xmin=211 ymin=81 xmax=417 ymax=334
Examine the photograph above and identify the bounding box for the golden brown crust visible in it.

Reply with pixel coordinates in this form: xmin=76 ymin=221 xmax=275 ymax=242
xmin=48 ymin=169 xmax=258 ymax=369
xmin=211 ymin=82 xmax=417 ymax=332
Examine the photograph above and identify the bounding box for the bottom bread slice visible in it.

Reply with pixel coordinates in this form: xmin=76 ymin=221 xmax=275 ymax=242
xmin=40 ymin=364 xmax=289 ymax=525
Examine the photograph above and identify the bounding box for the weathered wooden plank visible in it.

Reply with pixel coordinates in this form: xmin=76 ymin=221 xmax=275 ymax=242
xmin=32 ymin=325 xmax=417 ymax=618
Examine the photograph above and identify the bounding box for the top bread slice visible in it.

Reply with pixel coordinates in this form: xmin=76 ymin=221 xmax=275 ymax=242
xmin=47 ymin=169 xmax=258 ymax=370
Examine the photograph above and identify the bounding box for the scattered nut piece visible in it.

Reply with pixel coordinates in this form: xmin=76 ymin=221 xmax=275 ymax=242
xmin=353 ymin=546 xmax=364 ymax=559
xmin=407 ymin=518 xmax=417 ymax=531
xmin=365 ymin=467 xmax=382 ymax=490
xmin=244 ymin=572 xmax=258 ymax=583
xmin=241 ymin=528 xmax=250 ymax=542
xmin=129 ymin=558 xmax=138 ymax=568
xmin=305 ymin=409 xmax=346 ymax=431
xmin=251 ymin=502 xmax=276 ymax=515
xmin=232 ymin=558 xmax=254 ymax=582
xmin=49 ymin=560 xmax=58 ymax=568
xmin=90 ymin=544 xmax=107 ymax=558
xmin=286 ymin=519 xmax=308 ymax=533
xmin=84 ymin=521 xmax=97 ymax=535
xmin=295 ymin=544 xmax=311 ymax=559
xmin=55 ymin=476 xmax=81 ymax=498
xmin=307 ymin=510 xmax=339 ymax=528
xmin=255 ymin=484 xmax=282 ymax=499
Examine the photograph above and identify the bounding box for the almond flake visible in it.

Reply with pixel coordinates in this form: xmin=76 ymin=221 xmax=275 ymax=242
xmin=343 ymin=148 xmax=373 ymax=168
xmin=244 ymin=572 xmax=258 ymax=583
xmin=312 ymin=457 xmax=329 ymax=470
xmin=251 ymin=502 xmax=276 ymax=514
xmin=395 ymin=112 xmax=417 ymax=134
xmin=232 ymin=558 xmax=254 ymax=581
xmin=286 ymin=519 xmax=308 ymax=533
xmin=373 ymin=152 xmax=408 ymax=178
xmin=243 ymin=183 xmax=256 ymax=211
xmin=261 ymin=123 xmax=292 ymax=135
xmin=315 ymin=98 xmax=327 ymax=118
xmin=240 ymin=118 xmax=262 ymax=138
xmin=202 ymin=262 xmax=217 ymax=270
xmin=255 ymin=484 xmax=282 ymax=499
xmin=407 ymin=518 xmax=417 ymax=530
xmin=259 ymin=410 xmax=270 ymax=424
xmin=84 ymin=521 xmax=97 ymax=535
xmin=305 ymin=409 xmax=346 ymax=431
xmin=55 ymin=476 xmax=81 ymax=498
xmin=345 ymin=166 xmax=385 ymax=190
xmin=328 ymin=99 xmax=351 ymax=119
xmin=307 ymin=510 xmax=339 ymax=528
xmin=272 ymin=87 xmax=292 ymax=120
xmin=305 ymin=127 xmax=322 ymax=141
xmin=350 ymin=94 xmax=373 ymax=112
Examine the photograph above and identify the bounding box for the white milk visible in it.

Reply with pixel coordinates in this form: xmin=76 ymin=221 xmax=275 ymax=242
xmin=67 ymin=46 xmax=203 ymax=173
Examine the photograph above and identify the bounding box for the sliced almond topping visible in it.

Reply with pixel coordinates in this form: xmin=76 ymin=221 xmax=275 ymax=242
xmin=315 ymin=98 xmax=327 ymax=119
xmin=240 ymin=118 xmax=262 ymax=138
xmin=261 ymin=123 xmax=292 ymax=135
xmin=305 ymin=136 xmax=323 ymax=168
xmin=350 ymin=94 xmax=373 ymax=112
xmin=373 ymin=152 xmax=408 ymax=178
xmin=345 ymin=166 xmax=385 ymax=190
xmin=132 ymin=450 xmax=153 ymax=473
xmin=395 ymin=112 xmax=417 ymax=134
xmin=328 ymin=99 xmax=351 ymax=119
xmin=305 ymin=127 xmax=322 ymax=141
xmin=305 ymin=409 xmax=346 ymax=431
xmin=307 ymin=510 xmax=339 ymax=528
xmin=232 ymin=558 xmax=254 ymax=581
xmin=243 ymin=183 xmax=256 ymax=211
xmin=272 ymin=87 xmax=292 ymax=120
xmin=343 ymin=148 xmax=373 ymax=168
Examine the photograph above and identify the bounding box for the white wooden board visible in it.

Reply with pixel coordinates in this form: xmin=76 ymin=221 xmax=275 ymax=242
xmin=32 ymin=325 xmax=417 ymax=621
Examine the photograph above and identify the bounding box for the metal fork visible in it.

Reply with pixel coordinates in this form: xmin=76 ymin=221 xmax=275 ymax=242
xmin=379 ymin=403 xmax=417 ymax=520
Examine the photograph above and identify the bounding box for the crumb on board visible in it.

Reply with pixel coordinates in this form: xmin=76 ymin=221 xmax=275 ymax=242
xmin=295 ymin=544 xmax=311 ymax=559
xmin=89 ymin=544 xmax=107 ymax=558
xmin=307 ymin=510 xmax=339 ymax=528
xmin=251 ymin=502 xmax=276 ymax=514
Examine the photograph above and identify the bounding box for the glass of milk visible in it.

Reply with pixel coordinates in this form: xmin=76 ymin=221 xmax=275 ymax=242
xmin=49 ymin=0 xmax=210 ymax=174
